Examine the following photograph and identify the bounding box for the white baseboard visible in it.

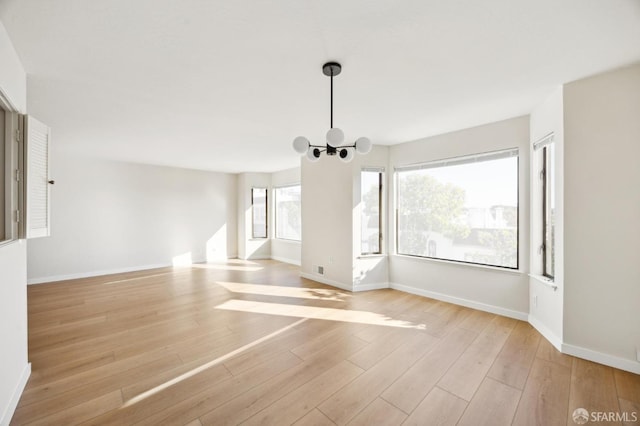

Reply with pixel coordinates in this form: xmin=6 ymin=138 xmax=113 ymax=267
xmin=245 ymin=255 xmax=271 ymax=261
xmin=27 ymin=263 xmax=172 ymax=285
xmin=1 ymin=362 xmax=30 ymax=426
xmin=353 ymin=282 xmax=390 ymax=292
xmin=300 ymin=272 xmax=352 ymax=292
xmin=528 ymin=314 xmax=563 ymax=351
xmin=562 ymin=343 xmax=640 ymax=375
xmin=389 ymin=282 xmax=528 ymax=321
xmin=271 ymin=256 xmax=301 ymax=266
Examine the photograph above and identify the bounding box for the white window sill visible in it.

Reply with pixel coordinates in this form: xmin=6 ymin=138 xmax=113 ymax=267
xmin=391 ymin=253 xmax=524 ymax=276
xmin=529 ymin=274 xmax=558 ymax=291
xmin=357 ymin=254 xmax=387 ymax=259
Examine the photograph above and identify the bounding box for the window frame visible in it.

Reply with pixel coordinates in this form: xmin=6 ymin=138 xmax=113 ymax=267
xmin=273 ymin=183 xmax=301 ymax=242
xmin=394 ymin=148 xmax=520 ymax=270
xmin=251 ymin=187 xmax=268 ymax=239
xmin=0 ymin=103 xmax=23 ymax=247
xmin=542 ymin=145 xmax=554 ymax=279
xmin=360 ymin=168 xmax=384 ymax=255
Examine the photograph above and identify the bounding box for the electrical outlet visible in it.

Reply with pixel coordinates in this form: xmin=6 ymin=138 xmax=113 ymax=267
xmin=317 ymin=265 xmax=324 ymax=275
xmin=636 ymin=346 xmax=640 ymax=362
xmin=533 ymin=295 xmax=538 ymax=308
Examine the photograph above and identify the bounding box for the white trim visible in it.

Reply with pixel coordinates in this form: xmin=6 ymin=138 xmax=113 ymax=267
xmin=0 ymin=86 xmax=18 ymax=112
xmin=27 ymin=263 xmax=172 ymax=285
xmin=528 ymin=273 xmax=558 ymax=291
xmin=1 ymin=362 xmax=30 ymax=426
xmin=395 ymin=147 xmax=519 ymax=172
xmin=562 ymin=342 xmax=640 ymax=375
xmin=392 ymin=254 xmax=523 ymax=276
xmin=532 ymin=132 xmax=554 ymax=151
xmin=528 ymin=314 xmax=563 ymax=351
xmin=389 ymin=282 xmax=528 ymax=321
xmin=300 ymin=272 xmax=352 ymax=292
xmin=353 ymin=282 xmax=389 ymax=292
xmin=270 ymin=256 xmax=301 ymax=266
xmin=244 ymin=255 xmax=271 ymax=261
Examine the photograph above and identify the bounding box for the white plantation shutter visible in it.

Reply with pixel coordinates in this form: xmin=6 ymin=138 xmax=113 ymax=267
xmin=24 ymin=116 xmax=51 ymax=238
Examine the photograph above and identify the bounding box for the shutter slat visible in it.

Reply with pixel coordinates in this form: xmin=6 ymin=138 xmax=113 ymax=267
xmin=26 ymin=116 xmax=51 ymax=238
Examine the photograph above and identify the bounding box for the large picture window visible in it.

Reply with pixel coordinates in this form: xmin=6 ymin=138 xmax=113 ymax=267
xmin=361 ymin=169 xmax=383 ymax=254
xmin=274 ymin=185 xmax=301 ymax=241
xmin=251 ymin=187 xmax=267 ymax=239
xmin=396 ymin=149 xmax=519 ymax=269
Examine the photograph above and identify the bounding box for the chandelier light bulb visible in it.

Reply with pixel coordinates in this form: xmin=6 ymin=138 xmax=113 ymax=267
xmin=293 ymin=136 xmax=310 ymax=155
xmin=354 ymin=137 xmax=372 ymax=154
xmin=326 ymin=127 xmax=345 ymax=147
xmin=339 ymin=148 xmax=355 ymax=163
xmin=306 ymin=147 xmax=321 ymax=162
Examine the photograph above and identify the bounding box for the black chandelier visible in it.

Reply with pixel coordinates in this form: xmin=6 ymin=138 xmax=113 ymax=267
xmin=293 ymin=62 xmax=372 ymax=162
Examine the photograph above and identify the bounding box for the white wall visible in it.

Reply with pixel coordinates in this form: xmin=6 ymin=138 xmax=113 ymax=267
xmin=0 ymin=22 xmax=25 ymax=112
xmin=563 ymin=63 xmax=640 ymax=372
xmin=388 ymin=116 xmax=530 ymax=319
xmin=271 ymin=167 xmax=301 ymax=266
xmin=301 ymin=153 xmax=354 ymax=289
xmin=0 ymin=19 xmax=29 ymax=426
xmin=237 ymin=172 xmax=270 ymax=260
xmin=528 ymin=87 xmax=564 ymax=347
xmin=27 ymin=153 xmax=238 ymax=282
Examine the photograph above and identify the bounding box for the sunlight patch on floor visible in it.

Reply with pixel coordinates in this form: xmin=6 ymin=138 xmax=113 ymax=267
xmin=214 ymin=299 xmax=427 ymax=330
xmin=122 ymin=317 xmax=308 ymax=408
xmin=216 ymin=281 xmax=350 ymax=301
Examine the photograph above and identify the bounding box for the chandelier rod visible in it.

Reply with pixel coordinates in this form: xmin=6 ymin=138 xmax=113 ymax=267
xmin=330 ymin=72 xmax=333 ymax=129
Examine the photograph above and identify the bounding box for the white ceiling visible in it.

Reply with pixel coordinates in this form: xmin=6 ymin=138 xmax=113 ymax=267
xmin=1 ymin=0 xmax=639 ymax=173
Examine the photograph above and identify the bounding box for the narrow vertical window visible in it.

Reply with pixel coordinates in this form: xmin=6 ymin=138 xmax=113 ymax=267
xmin=361 ymin=169 xmax=383 ymax=254
xmin=251 ymin=187 xmax=267 ymax=238
xmin=275 ymin=185 xmax=301 ymax=241
xmin=542 ymin=144 xmax=555 ymax=278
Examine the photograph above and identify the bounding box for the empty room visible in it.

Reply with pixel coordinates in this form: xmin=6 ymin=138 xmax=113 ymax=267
xmin=1 ymin=0 xmax=639 ymax=425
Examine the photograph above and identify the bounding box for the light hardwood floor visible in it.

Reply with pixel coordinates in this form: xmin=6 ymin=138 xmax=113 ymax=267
xmin=12 ymin=260 xmax=640 ymax=425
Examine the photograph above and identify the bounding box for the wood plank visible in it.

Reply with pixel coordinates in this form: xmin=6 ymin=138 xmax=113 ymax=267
xmin=457 ymin=309 xmax=496 ymax=334
xmin=381 ymin=327 xmax=476 ymax=413
xmin=346 ymin=398 xmax=407 ymax=426
xmin=511 ymin=357 xmax=571 ymax=426
xmin=457 ymin=378 xmax=521 ymax=426
xmin=614 ymin=369 xmax=640 ymax=403
xmin=81 ymin=360 xmax=232 ymax=425
xmin=133 ymin=350 xmax=303 ymax=426
xmin=223 ymin=318 xmax=333 ymax=375
xmin=242 ymin=360 xmax=363 ymax=426
xmin=437 ymin=316 xmax=516 ymax=401
xmin=27 ymin=390 xmax=123 ymax=426
xmin=12 ymin=354 xmax=182 ymax=424
xmin=487 ymin=320 xmax=540 ymax=389
xmin=198 ymin=336 xmax=369 ymax=425
xmin=536 ymin=336 xmax=574 ymax=369
xmin=293 ymin=409 xmax=336 ymax=426
xmin=402 ymin=387 xmax=467 ymax=426
xmin=347 ymin=328 xmax=413 ymax=370
xmin=318 ymin=334 xmax=438 ymax=425
xmin=618 ymin=398 xmax=640 ymax=426
xmin=568 ymin=358 xmax=622 ymax=426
